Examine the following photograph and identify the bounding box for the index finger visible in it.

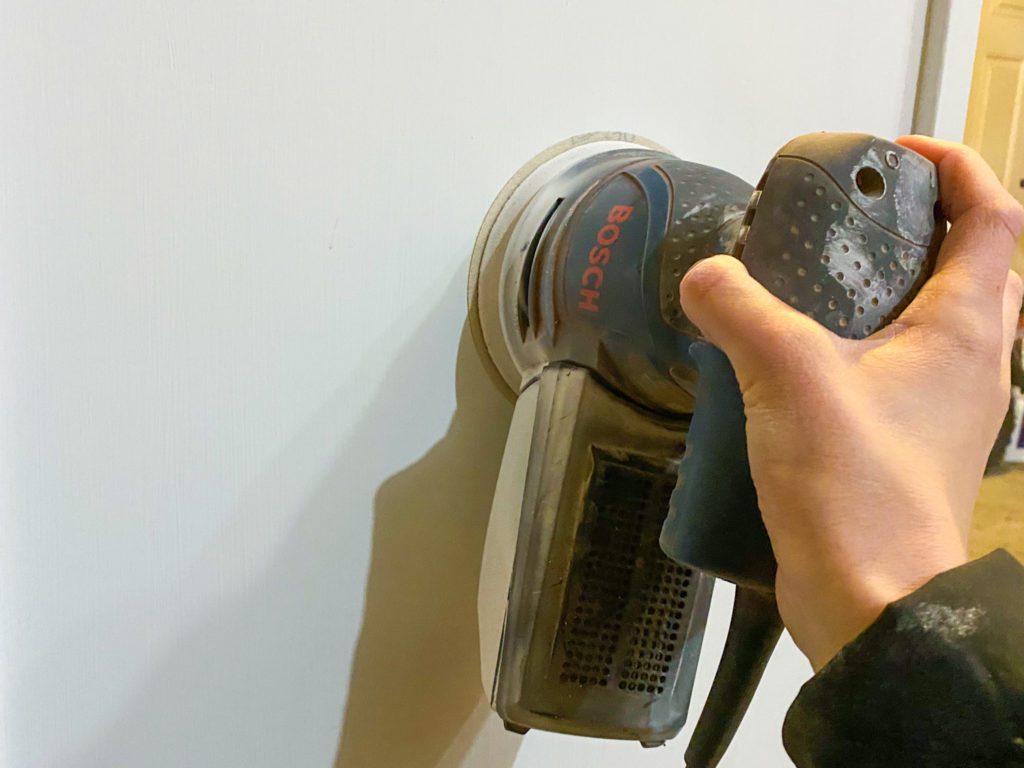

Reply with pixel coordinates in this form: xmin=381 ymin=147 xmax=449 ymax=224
xmin=894 ymin=135 xmax=1024 ymax=323
xmin=897 ymin=135 xmax=1024 ymax=233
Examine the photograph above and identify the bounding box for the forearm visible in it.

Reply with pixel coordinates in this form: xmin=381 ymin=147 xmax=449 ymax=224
xmin=783 ymin=550 xmax=1024 ymax=768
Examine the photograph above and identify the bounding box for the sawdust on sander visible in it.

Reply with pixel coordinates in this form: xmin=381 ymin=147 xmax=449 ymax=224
xmin=970 ymin=464 xmax=1024 ymax=563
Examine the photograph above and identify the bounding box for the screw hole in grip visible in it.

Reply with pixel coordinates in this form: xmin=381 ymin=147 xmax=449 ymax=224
xmin=855 ymin=166 xmax=886 ymax=199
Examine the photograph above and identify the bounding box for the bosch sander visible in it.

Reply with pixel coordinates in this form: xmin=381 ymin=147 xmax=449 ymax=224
xmin=471 ymin=131 xmax=944 ymax=765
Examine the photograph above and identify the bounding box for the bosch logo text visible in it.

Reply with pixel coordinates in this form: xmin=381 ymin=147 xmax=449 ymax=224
xmin=578 ymin=204 xmax=634 ymax=313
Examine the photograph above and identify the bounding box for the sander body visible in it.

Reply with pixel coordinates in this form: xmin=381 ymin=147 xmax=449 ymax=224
xmin=470 ymin=132 xmax=945 ymax=763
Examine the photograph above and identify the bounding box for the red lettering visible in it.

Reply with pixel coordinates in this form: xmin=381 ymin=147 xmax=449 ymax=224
xmin=578 ymin=288 xmax=600 ymax=312
xmin=608 ymin=205 xmax=634 ymax=223
xmin=582 ymin=266 xmax=604 ymax=289
xmin=578 ymin=201 xmax=633 ymax=314
xmin=597 ymin=224 xmax=620 ymax=246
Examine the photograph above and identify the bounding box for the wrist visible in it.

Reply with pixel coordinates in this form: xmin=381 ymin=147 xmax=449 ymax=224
xmin=776 ymin=543 xmax=968 ymax=670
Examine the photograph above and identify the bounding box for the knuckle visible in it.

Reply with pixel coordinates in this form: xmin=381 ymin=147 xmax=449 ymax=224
xmin=941 ymin=146 xmax=1024 ymax=235
xmin=970 ymin=197 xmax=1024 ymax=242
xmin=945 ymin=311 xmax=1002 ymax=362
xmin=941 ymin=145 xmax=985 ymax=187
xmin=992 ymin=196 xmax=1024 ymax=239
xmin=944 ymin=144 xmax=994 ymax=184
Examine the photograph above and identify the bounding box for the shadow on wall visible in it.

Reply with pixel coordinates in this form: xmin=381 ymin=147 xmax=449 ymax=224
xmin=333 ymin=319 xmax=521 ymax=768
xmin=39 ymin=273 xmax=520 ymax=768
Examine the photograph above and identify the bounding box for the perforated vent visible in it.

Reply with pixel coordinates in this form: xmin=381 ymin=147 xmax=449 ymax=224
xmin=556 ymin=451 xmax=693 ymax=695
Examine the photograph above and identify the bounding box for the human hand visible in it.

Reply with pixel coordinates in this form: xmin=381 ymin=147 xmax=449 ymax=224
xmin=678 ymin=136 xmax=1024 ymax=670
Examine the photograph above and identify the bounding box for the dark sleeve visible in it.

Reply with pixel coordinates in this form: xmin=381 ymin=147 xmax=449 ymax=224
xmin=782 ymin=549 xmax=1024 ymax=768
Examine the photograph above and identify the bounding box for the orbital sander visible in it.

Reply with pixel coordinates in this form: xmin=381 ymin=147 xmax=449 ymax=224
xmin=471 ymin=131 xmax=945 ymax=765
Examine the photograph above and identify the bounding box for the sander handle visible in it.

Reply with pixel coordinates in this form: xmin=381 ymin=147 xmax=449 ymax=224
xmin=660 ymin=340 xmax=784 ymax=768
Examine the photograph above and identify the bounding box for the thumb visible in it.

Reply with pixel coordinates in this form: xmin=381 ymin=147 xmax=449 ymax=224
xmin=679 ymin=255 xmax=824 ymax=377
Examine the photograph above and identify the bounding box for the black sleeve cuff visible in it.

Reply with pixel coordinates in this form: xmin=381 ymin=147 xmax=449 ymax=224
xmin=783 ymin=549 xmax=1024 ymax=768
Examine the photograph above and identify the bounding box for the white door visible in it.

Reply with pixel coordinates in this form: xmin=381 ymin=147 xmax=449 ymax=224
xmin=964 ymin=0 xmax=1024 ymax=272
xmin=0 ymin=2 xmax=950 ymax=767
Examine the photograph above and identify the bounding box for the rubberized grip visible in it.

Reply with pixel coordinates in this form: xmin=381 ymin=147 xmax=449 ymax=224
xmin=659 ymin=341 xmax=774 ymax=589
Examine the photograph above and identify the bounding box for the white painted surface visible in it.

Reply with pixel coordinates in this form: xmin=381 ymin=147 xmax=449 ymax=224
xmin=933 ymin=0 xmax=984 ymax=141
xmin=0 ymin=2 xmax=930 ymax=767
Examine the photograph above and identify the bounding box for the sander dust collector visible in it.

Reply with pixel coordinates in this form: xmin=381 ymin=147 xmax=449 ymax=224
xmin=470 ymin=131 xmax=945 ymax=766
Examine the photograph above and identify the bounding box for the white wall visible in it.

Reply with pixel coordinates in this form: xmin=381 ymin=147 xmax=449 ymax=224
xmin=0 ymin=2 xmax=935 ymax=767
xmin=914 ymin=0 xmax=982 ymax=140
xmin=932 ymin=0 xmax=982 ymax=140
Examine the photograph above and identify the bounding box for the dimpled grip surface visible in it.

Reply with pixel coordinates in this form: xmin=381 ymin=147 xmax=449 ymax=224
xmin=738 ymin=134 xmax=943 ymax=339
